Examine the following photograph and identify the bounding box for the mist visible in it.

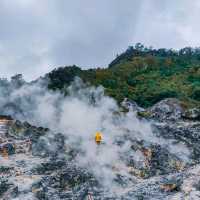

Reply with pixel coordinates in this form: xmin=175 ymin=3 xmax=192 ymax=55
xmin=0 ymin=76 xmax=191 ymax=196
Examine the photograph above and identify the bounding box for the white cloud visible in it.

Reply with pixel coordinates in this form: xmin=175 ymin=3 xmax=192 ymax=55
xmin=133 ymin=0 xmax=200 ymax=48
xmin=0 ymin=0 xmax=199 ymax=80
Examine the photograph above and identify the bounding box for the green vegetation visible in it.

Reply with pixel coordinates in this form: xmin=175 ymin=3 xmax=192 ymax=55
xmin=47 ymin=43 xmax=200 ymax=108
xmin=137 ymin=111 xmax=152 ymax=118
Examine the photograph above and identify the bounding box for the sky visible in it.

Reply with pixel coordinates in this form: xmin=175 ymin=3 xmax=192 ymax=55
xmin=0 ymin=0 xmax=200 ymax=80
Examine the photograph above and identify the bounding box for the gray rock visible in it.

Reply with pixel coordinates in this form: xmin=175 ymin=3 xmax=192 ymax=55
xmin=149 ymin=98 xmax=183 ymax=122
xmin=121 ymin=98 xmax=144 ymax=112
xmin=0 ymin=98 xmax=200 ymax=199
xmin=182 ymin=108 xmax=200 ymax=121
xmin=0 ymin=142 xmax=15 ymax=155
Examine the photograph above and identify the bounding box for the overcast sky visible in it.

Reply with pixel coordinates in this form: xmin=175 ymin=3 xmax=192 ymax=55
xmin=0 ymin=0 xmax=200 ymax=80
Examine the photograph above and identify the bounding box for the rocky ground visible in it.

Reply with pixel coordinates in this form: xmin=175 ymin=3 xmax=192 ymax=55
xmin=0 ymin=98 xmax=200 ymax=200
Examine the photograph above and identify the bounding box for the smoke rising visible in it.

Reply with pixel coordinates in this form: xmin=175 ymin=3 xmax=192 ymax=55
xmin=0 ymin=76 xmax=191 ymax=195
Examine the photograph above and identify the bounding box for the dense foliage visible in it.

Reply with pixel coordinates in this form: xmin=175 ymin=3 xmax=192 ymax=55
xmin=47 ymin=44 xmax=200 ymax=108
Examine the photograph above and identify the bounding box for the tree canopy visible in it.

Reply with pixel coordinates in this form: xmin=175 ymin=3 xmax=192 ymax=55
xmin=47 ymin=44 xmax=200 ymax=108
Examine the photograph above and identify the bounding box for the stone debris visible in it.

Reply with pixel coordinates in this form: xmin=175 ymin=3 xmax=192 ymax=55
xmin=160 ymin=183 xmax=177 ymax=192
xmin=0 ymin=98 xmax=199 ymax=199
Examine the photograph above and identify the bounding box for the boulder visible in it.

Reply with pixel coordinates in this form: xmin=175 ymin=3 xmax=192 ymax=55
xmin=182 ymin=108 xmax=200 ymax=121
xmin=149 ymin=98 xmax=183 ymax=122
xmin=121 ymin=98 xmax=144 ymax=112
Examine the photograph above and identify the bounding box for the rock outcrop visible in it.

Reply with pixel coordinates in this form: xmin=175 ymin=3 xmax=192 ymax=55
xmin=0 ymin=98 xmax=200 ymax=199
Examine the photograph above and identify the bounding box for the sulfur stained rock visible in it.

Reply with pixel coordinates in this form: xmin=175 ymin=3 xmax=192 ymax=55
xmin=0 ymin=142 xmax=15 ymax=156
xmin=141 ymin=148 xmax=152 ymax=158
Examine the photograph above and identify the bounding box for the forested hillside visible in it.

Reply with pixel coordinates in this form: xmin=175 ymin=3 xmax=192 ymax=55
xmin=47 ymin=44 xmax=200 ymax=108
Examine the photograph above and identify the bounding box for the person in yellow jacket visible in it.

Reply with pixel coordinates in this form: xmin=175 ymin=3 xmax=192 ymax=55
xmin=95 ymin=132 xmax=102 ymax=145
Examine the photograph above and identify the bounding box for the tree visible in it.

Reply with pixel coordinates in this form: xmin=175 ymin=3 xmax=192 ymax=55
xmin=11 ymin=74 xmax=25 ymax=88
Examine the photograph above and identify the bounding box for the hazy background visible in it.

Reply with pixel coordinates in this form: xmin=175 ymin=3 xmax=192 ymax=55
xmin=0 ymin=0 xmax=199 ymax=80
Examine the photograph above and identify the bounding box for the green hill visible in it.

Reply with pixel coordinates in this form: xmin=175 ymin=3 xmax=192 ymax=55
xmin=47 ymin=43 xmax=200 ymax=108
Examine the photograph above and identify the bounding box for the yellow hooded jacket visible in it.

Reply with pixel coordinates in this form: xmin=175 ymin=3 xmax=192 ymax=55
xmin=95 ymin=132 xmax=102 ymax=144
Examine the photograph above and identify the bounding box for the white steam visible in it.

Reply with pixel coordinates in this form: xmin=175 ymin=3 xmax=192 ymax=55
xmin=0 ymin=77 xmax=191 ymax=195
